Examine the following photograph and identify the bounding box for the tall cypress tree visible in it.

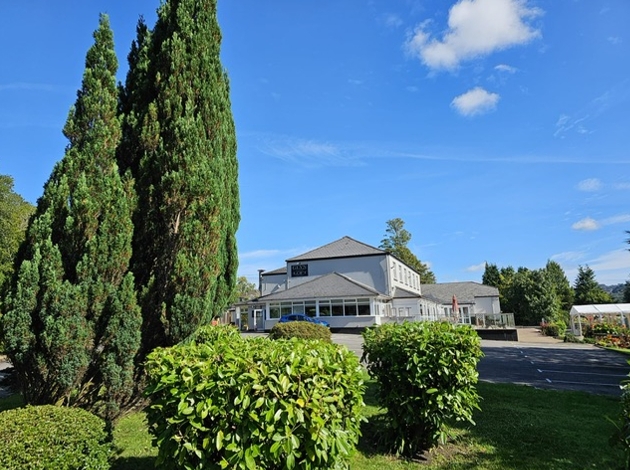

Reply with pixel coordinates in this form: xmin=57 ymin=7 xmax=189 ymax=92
xmin=1 ymin=15 xmax=141 ymax=421
xmin=122 ymin=0 xmax=239 ymax=354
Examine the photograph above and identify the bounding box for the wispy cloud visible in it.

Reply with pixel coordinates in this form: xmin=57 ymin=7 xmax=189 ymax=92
xmin=494 ymin=64 xmax=517 ymax=73
xmin=551 ymin=251 xmax=586 ymax=263
xmin=607 ymin=36 xmax=622 ymax=45
xmin=404 ymin=0 xmax=542 ymax=71
xmin=451 ymin=87 xmax=499 ymax=116
xmin=577 ymin=178 xmax=602 ymax=192
xmin=466 ymin=262 xmax=487 ymax=272
xmin=571 ymin=214 xmax=630 ymax=231
xmin=245 ymin=132 xmax=630 ymax=168
xmin=588 ymin=249 xmax=630 ymax=275
xmin=554 ymin=80 xmax=630 ymax=137
xmin=384 ymin=13 xmax=403 ymax=28
xmin=259 ymin=136 xmax=362 ymax=167
xmin=0 ymin=82 xmax=56 ymax=92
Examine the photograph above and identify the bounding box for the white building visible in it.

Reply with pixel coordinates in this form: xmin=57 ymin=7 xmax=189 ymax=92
xmin=242 ymin=236 xmax=500 ymax=331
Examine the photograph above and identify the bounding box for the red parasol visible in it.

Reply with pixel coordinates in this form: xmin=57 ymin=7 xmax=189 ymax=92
xmin=452 ymin=295 xmax=459 ymax=322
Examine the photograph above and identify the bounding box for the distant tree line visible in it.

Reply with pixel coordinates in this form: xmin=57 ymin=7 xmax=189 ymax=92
xmin=482 ymin=261 xmax=617 ymax=326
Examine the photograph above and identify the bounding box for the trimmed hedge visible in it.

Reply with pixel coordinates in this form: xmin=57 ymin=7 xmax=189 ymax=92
xmin=268 ymin=321 xmax=332 ymax=342
xmin=145 ymin=336 xmax=364 ymax=469
xmin=0 ymin=405 xmax=111 ymax=469
xmin=362 ymin=321 xmax=483 ymax=455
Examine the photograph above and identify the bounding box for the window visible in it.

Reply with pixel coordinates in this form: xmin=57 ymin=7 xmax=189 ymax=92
xmin=269 ymin=304 xmax=280 ymax=319
xmin=358 ymin=298 xmax=370 ymax=316
xmin=281 ymin=302 xmax=292 ymax=316
xmin=305 ymin=301 xmax=316 ymax=317
xmin=398 ymin=266 xmax=402 ymax=282
xmin=344 ymin=300 xmax=357 ymax=316
xmin=332 ymin=299 xmax=344 ymax=316
xmin=393 ymin=262 xmax=397 ymax=281
xmin=318 ymin=300 xmax=331 ymax=316
xmin=292 ymin=302 xmax=305 ymax=315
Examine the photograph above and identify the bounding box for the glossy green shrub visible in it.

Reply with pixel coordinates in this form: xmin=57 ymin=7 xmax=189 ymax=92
xmin=611 ymin=362 xmax=630 ymax=469
xmin=362 ymin=321 xmax=483 ymax=455
xmin=0 ymin=405 xmax=111 ymax=469
xmin=268 ymin=321 xmax=332 ymax=342
xmin=145 ymin=336 xmax=364 ymax=469
xmin=183 ymin=323 xmax=242 ymax=345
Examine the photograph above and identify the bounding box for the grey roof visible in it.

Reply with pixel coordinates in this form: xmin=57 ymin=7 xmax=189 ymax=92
xmin=392 ymin=286 xmax=421 ymax=299
xmin=421 ymin=282 xmax=499 ymax=304
xmin=258 ymin=272 xmax=385 ymax=301
xmin=261 ymin=266 xmax=287 ymax=276
xmin=287 ymin=236 xmax=384 ymax=262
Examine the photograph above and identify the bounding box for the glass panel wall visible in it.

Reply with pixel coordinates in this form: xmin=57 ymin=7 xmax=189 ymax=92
xmin=331 ymin=299 xmax=344 ymax=316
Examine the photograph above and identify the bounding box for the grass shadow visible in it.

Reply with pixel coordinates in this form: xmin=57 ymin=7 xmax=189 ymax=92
xmin=111 ymin=456 xmax=156 ymax=470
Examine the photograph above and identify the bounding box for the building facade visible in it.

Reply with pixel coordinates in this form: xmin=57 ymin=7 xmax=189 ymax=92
xmin=243 ymin=236 xmax=447 ymax=330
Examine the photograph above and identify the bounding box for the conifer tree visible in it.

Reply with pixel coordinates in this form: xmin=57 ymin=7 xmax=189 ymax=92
xmin=573 ymin=265 xmax=613 ymax=305
xmin=1 ymin=15 xmax=141 ymax=421
xmin=122 ymin=0 xmax=239 ymax=353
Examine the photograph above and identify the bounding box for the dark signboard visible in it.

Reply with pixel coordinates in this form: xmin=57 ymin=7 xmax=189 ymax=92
xmin=291 ymin=264 xmax=308 ymax=277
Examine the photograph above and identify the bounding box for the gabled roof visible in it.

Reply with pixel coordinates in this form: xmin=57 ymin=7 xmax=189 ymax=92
xmin=392 ymin=286 xmax=421 ymax=299
xmin=258 ymin=272 xmax=385 ymax=301
xmin=261 ymin=266 xmax=287 ymax=276
xmin=421 ymin=282 xmax=499 ymax=304
xmin=287 ymin=236 xmax=385 ymax=262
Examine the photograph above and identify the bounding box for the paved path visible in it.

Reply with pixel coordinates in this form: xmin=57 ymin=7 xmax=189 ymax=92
xmin=330 ymin=328 xmax=630 ymax=396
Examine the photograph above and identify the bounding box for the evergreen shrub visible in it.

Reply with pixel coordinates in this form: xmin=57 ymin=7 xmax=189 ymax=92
xmin=268 ymin=321 xmax=332 ymax=342
xmin=611 ymin=364 xmax=630 ymax=470
xmin=541 ymin=320 xmax=566 ymax=337
xmin=183 ymin=323 xmax=241 ymax=345
xmin=362 ymin=321 xmax=483 ymax=455
xmin=145 ymin=336 xmax=364 ymax=469
xmin=0 ymin=405 xmax=111 ymax=470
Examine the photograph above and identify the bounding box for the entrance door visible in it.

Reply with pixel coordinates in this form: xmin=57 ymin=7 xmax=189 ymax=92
xmin=253 ymin=309 xmax=263 ymax=331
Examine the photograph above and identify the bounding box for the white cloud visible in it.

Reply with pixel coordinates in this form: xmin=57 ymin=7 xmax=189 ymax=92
xmin=614 ymin=182 xmax=630 ymax=190
xmin=571 ymin=217 xmax=600 ymax=231
xmin=494 ymin=64 xmax=517 ymax=73
xmin=571 ymin=214 xmax=630 ymax=231
xmin=348 ymin=79 xmax=363 ymax=85
xmin=466 ymin=262 xmax=487 ymax=272
xmin=608 ymin=36 xmax=622 ymax=45
xmin=577 ymin=178 xmax=602 ymax=192
xmin=451 ymin=87 xmax=500 ymax=116
xmin=405 ymin=0 xmax=542 ymax=70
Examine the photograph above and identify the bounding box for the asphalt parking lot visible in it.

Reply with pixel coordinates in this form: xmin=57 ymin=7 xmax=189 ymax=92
xmin=329 ymin=332 xmax=630 ymax=396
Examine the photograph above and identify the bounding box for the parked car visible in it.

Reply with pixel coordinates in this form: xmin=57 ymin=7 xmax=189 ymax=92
xmin=278 ymin=313 xmax=330 ymax=328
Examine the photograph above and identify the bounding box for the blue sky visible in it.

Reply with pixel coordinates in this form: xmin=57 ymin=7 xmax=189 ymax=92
xmin=1 ymin=0 xmax=629 ymax=286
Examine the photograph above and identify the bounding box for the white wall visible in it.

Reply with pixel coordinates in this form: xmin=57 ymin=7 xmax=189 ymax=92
xmin=260 ymin=273 xmax=286 ymax=296
xmin=473 ymin=296 xmax=500 ymax=314
xmin=286 ymin=255 xmax=388 ymax=292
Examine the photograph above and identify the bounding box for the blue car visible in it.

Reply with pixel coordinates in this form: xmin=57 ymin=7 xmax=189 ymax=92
xmin=278 ymin=313 xmax=330 ymax=328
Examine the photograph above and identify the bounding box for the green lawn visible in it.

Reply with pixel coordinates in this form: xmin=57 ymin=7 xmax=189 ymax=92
xmin=0 ymin=382 xmax=624 ymax=470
